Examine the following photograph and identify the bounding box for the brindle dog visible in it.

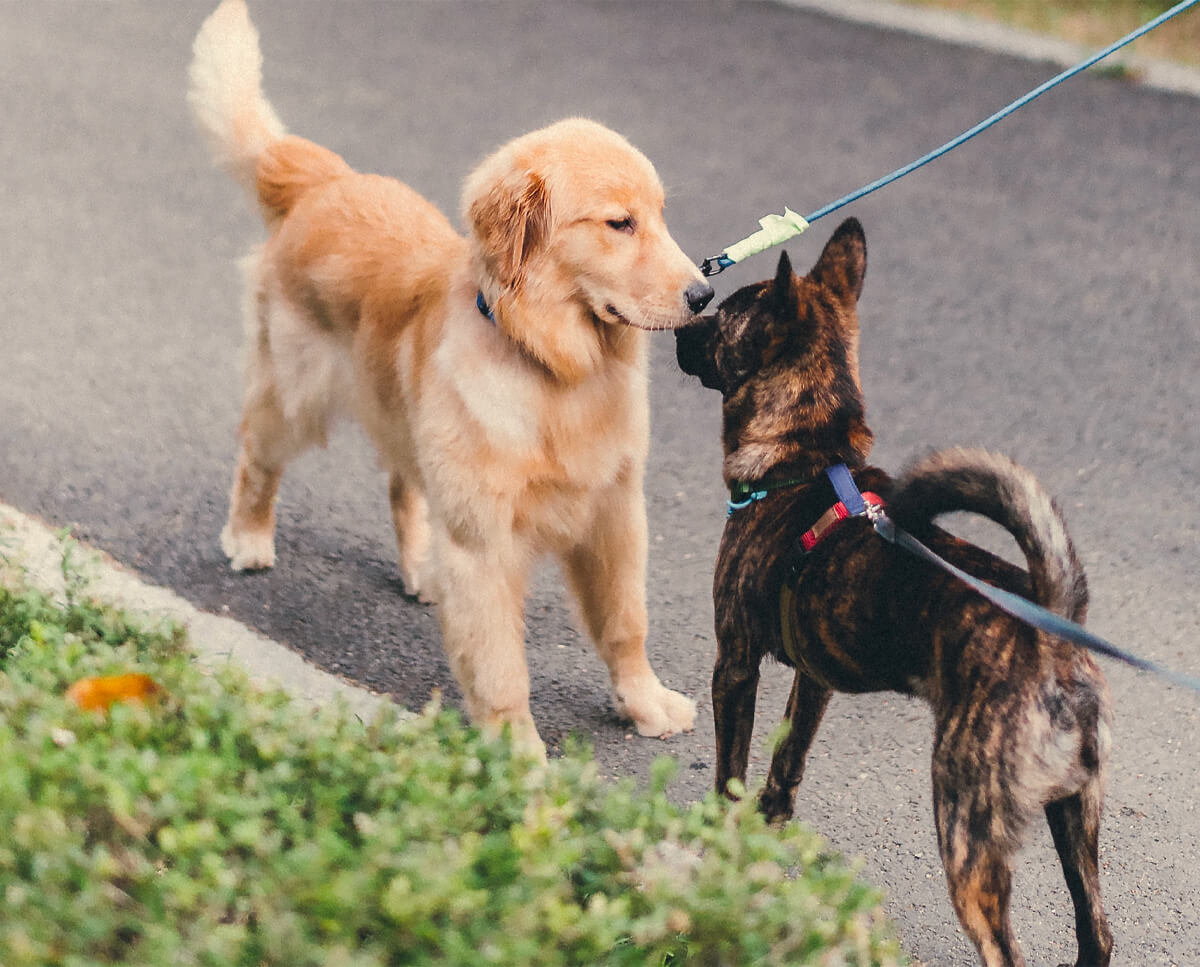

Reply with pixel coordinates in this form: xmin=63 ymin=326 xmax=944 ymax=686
xmin=675 ymin=218 xmax=1113 ymax=967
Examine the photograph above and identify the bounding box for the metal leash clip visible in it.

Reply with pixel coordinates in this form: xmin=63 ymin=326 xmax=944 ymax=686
xmin=699 ymin=253 xmax=733 ymax=277
xmin=864 ymin=499 xmax=896 ymax=542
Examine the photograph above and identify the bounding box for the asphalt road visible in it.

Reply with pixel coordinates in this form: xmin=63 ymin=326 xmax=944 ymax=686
xmin=3 ymin=2 xmax=1198 ymax=963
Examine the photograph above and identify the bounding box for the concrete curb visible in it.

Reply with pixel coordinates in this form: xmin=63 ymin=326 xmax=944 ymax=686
xmin=780 ymin=0 xmax=1200 ymax=98
xmin=1 ymin=502 xmax=392 ymax=722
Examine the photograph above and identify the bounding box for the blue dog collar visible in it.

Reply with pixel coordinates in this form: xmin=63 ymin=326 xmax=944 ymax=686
xmin=476 ymin=291 xmax=496 ymax=324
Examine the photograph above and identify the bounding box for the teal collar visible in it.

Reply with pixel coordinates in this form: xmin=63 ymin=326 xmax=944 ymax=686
xmin=727 ymin=475 xmax=810 ymax=516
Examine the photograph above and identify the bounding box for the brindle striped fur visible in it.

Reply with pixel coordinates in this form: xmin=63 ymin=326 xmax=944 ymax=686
xmin=675 ymin=219 xmax=1113 ymax=967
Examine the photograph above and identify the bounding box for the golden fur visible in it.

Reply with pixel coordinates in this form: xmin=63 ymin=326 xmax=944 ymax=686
xmin=188 ymin=0 xmax=709 ymax=756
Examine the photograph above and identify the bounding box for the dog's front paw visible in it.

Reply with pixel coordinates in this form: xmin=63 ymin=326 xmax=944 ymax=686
xmin=221 ymin=523 xmax=276 ymax=571
xmin=614 ymin=677 xmax=697 ymax=738
xmin=397 ymin=561 xmax=436 ymax=605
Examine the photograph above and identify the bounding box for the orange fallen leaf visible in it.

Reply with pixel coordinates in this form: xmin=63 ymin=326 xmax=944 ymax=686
xmin=65 ymin=673 xmax=164 ymax=712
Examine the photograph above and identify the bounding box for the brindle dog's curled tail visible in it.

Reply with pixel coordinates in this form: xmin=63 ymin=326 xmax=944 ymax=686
xmin=887 ymin=448 xmax=1088 ymax=623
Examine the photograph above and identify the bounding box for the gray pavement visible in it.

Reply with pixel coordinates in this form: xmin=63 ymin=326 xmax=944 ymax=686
xmin=2 ymin=2 xmax=1198 ymax=963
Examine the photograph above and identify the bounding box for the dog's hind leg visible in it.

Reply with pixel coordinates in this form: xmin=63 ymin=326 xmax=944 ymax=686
xmin=1045 ymin=788 xmax=1112 ymax=967
xmin=388 ymin=472 xmax=433 ymax=603
xmin=222 ymin=378 xmax=295 ymax=572
xmin=221 ymin=282 xmax=331 ymax=571
xmin=933 ymin=771 xmax=1026 ymax=967
xmin=938 ymin=843 xmax=1026 ymax=966
xmin=943 ymin=854 xmax=1025 ymax=967
xmin=758 ymin=671 xmax=831 ymax=821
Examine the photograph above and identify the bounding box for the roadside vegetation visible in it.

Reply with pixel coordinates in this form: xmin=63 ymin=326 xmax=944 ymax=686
xmin=894 ymin=0 xmax=1199 ymax=65
xmin=0 ymin=539 xmax=905 ymax=966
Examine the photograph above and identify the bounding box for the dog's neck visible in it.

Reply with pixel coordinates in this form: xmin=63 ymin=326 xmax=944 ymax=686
xmin=477 ymin=284 xmax=643 ymax=386
xmin=721 ymin=378 xmax=873 ymax=488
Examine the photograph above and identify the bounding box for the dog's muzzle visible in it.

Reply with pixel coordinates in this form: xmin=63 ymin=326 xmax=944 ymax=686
xmin=674 ymin=321 xmax=722 ymax=390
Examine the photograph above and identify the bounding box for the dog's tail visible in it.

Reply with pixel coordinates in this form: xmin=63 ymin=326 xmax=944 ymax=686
xmin=188 ymin=0 xmax=349 ymax=223
xmin=888 ymin=448 xmax=1087 ymax=622
xmin=188 ymin=0 xmax=285 ymax=197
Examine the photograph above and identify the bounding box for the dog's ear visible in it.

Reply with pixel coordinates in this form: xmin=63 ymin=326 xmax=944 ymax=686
xmin=808 ymin=217 xmax=867 ymax=303
xmin=771 ymin=250 xmax=798 ymax=317
xmin=749 ymin=250 xmax=799 ymax=365
xmin=467 ymin=170 xmax=552 ymax=289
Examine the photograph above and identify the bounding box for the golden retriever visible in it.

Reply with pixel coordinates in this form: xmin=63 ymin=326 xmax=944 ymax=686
xmin=188 ymin=0 xmax=712 ymax=756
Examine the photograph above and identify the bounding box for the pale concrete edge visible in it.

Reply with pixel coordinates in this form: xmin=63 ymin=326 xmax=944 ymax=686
xmin=778 ymin=0 xmax=1200 ymax=98
xmin=0 ymin=502 xmax=396 ymax=722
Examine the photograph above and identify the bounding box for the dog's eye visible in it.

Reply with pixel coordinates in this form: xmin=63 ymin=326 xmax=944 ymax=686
xmin=606 ymin=216 xmax=636 ymax=235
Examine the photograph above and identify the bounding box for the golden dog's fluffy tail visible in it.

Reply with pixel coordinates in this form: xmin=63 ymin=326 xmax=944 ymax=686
xmin=188 ymin=0 xmax=285 ymax=196
xmin=188 ymin=0 xmax=349 ymax=223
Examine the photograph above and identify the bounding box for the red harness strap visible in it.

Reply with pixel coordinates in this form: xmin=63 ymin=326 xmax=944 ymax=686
xmin=799 ymin=492 xmax=886 ymax=552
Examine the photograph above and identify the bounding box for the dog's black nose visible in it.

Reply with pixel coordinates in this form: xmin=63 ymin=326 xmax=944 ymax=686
xmin=685 ymin=280 xmax=715 ymax=314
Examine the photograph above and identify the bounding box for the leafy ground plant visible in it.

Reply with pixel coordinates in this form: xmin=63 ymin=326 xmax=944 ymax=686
xmin=0 ymin=560 xmax=905 ymax=966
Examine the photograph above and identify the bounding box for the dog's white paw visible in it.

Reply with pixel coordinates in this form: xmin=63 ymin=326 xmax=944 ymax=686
xmin=614 ymin=677 xmax=697 ymax=738
xmin=398 ymin=561 xmax=436 ymax=605
xmin=478 ymin=714 xmax=548 ymax=764
xmin=221 ymin=523 xmax=276 ymax=571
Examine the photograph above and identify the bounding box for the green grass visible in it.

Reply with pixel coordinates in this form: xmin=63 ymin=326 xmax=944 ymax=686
xmin=894 ymin=0 xmax=1200 ymax=66
xmin=0 ymin=544 xmax=906 ymax=966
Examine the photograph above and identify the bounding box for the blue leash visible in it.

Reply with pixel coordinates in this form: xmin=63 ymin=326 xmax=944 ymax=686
xmin=817 ymin=464 xmax=1200 ymax=694
xmin=700 ymin=0 xmax=1200 ymax=276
